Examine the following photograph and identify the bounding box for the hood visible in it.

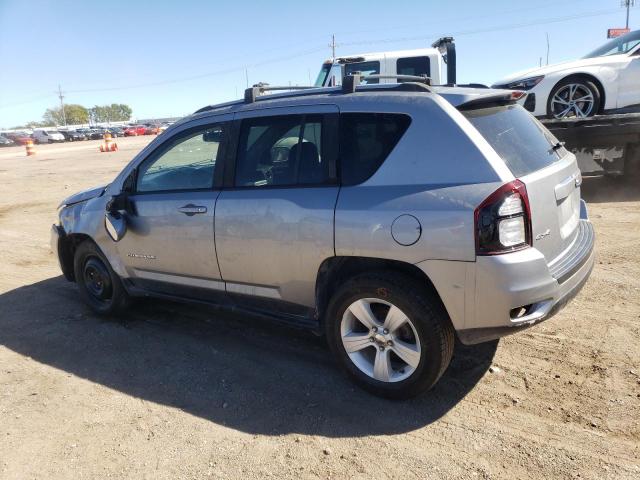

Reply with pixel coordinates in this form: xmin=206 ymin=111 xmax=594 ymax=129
xmin=492 ymin=55 xmax=622 ymax=86
xmin=59 ymin=184 xmax=107 ymax=208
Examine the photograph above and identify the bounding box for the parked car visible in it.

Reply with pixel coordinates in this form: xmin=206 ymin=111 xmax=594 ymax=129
xmin=106 ymin=127 xmax=124 ymax=138
xmin=124 ymin=125 xmax=146 ymax=136
xmin=51 ymin=82 xmax=594 ymax=399
xmin=0 ymin=134 xmax=16 ymax=146
xmin=493 ymin=29 xmax=640 ymax=119
xmin=60 ymin=130 xmax=87 ymax=142
xmin=144 ymin=124 xmax=160 ymax=135
xmin=6 ymin=131 xmax=33 ymax=145
xmin=86 ymin=128 xmax=106 ymax=140
xmin=33 ymin=129 xmax=65 ymax=144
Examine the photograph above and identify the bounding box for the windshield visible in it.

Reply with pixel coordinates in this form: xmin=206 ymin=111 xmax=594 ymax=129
xmin=464 ymin=104 xmax=564 ymax=177
xmin=583 ymin=30 xmax=640 ymax=58
xmin=314 ymin=63 xmax=331 ymax=87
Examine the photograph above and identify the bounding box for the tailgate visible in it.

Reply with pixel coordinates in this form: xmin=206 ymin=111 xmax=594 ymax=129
xmin=464 ymin=103 xmax=581 ymax=263
xmin=521 ymin=154 xmax=581 ymax=262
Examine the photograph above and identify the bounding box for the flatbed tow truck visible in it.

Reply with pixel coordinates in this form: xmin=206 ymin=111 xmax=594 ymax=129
xmin=315 ymin=38 xmax=640 ymax=179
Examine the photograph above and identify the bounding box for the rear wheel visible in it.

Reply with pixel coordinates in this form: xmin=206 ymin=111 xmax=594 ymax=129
xmin=325 ymin=272 xmax=455 ymax=399
xmin=547 ymin=77 xmax=601 ymax=119
xmin=73 ymin=241 xmax=130 ymax=315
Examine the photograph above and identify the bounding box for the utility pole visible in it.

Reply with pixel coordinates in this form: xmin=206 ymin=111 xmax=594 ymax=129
xmin=623 ymin=0 xmax=635 ymax=29
xmin=57 ymin=84 xmax=66 ymax=126
xmin=329 ymin=34 xmax=337 ymax=60
xmin=546 ymin=32 xmax=550 ymax=66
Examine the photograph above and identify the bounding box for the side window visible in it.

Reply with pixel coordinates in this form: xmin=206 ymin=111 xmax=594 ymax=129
xmin=396 ymin=56 xmax=430 ymax=81
xmin=137 ymin=124 xmax=224 ymax=193
xmin=339 ymin=113 xmax=411 ymax=186
xmin=345 ymin=61 xmax=380 ymax=84
xmin=235 ymin=115 xmax=328 ymax=187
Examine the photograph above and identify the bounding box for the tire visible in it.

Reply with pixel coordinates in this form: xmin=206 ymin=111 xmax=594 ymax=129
xmin=73 ymin=241 xmax=130 ymax=315
xmin=547 ymin=76 xmax=601 ymax=119
xmin=325 ymin=272 xmax=455 ymax=399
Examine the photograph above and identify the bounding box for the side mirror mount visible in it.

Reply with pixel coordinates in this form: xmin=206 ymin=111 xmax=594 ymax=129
xmin=105 ymin=192 xmax=132 ymax=242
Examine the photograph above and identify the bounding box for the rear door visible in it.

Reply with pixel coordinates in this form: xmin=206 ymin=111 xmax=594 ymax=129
xmin=215 ymin=105 xmax=339 ymax=308
xmin=464 ymin=104 xmax=581 ymax=263
xmin=116 ymin=118 xmax=229 ymax=294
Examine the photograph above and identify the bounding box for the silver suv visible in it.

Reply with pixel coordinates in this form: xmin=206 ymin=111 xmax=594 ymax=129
xmin=51 ymin=81 xmax=595 ymax=398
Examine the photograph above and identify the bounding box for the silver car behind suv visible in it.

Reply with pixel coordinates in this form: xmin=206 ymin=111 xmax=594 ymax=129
xmin=51 ymin=81 xmax=594 ymax=399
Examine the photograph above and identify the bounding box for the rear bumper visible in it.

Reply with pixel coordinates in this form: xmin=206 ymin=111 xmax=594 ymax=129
xmin=457 ymin=214 xmax=595 ymax=345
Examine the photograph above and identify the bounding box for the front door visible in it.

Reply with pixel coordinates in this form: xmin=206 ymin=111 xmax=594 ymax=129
xmin=215 ymin=107 xmax=339 ymax=308
xmin=117 ymin=121 xmax=228 ymax=295
xmin=617 ymin=54 xmax=640 ymax=109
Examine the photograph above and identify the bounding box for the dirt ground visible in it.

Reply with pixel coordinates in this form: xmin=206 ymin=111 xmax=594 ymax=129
xmin=0 ymin=136 xmax=638 ymax=479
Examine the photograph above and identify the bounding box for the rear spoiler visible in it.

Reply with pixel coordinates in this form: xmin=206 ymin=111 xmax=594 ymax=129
xmin=456 ymin=90 xmax=526 ymax=111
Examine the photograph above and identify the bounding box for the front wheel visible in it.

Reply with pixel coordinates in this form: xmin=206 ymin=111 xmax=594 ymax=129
xmin=547 ymin=77 xmax=601 ymax=119
xmin=325 ymin=273 xmax=455 ymax=399
xmin=73 ymin=241 xmax=130 ymax=315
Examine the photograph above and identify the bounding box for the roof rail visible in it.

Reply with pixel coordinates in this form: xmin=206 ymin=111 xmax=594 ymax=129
xmin=244 ymin=83 xmax=315 ymax=103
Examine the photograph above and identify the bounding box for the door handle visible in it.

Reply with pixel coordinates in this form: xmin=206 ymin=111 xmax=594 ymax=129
xmin=178 ymin=204 xmax=207 ymax=216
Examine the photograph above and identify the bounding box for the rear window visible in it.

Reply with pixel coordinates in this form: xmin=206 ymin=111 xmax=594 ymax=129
xmin=339 ymin=113 xmax=411 ymax=185
xmin=464 ymin=104 xmax=563 ymax=177
xmin=397 ymin=56 xmax=430 ymax=80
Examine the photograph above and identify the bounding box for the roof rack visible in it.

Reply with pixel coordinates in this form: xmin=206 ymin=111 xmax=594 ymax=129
xmin=244 ymin=83 xmax=315 ymax=103
xmin=196 ymin=76 xmax=436 ymax=114
xmin=341 ymin=73 xmax=432 ymax=93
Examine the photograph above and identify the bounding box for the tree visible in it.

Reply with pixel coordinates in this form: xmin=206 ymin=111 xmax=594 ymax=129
xmin=110 ymin=103 xmax=132 ymax=121
xmin=90 ymin=103 xmax=133 ymax=123
xmin=43 ymin=104 xmax=89 ymax=126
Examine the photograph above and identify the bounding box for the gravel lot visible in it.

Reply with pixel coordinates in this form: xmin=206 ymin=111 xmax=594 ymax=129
xmin=0 ymin=136 xmax=638 ymax=479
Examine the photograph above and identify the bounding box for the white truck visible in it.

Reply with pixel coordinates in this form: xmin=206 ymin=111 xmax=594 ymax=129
xmin=314 ymin=37 xmax=458 ymax=87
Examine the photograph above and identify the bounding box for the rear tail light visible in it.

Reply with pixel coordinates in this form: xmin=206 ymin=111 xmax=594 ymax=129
xmin=475 ymin=180 xmax=532 ymax=255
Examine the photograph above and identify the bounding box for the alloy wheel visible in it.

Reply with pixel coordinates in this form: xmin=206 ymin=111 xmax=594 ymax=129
xmin=550 ymin=83 xmax=595 ymax=119
xmin=340 ymin=298 xmax=421 ymax=383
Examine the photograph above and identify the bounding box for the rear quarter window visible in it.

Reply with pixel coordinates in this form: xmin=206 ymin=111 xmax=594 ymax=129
xmin=339 ymin=113 xmax=411 ymax=185
xmin=464 ymin=104 xmax=563 ymax=177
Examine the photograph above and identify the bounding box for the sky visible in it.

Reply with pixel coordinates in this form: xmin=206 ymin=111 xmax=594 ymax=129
xmin=0 ymin=0 xmax=637 ymax=128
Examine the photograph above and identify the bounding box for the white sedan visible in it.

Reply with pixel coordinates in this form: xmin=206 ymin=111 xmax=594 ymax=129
xmin=493 ymin=30 xmax=640 ymax=119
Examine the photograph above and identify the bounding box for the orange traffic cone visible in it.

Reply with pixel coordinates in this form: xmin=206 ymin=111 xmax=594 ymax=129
xmin=100 ymin=132 xmax=118 ymax=152
xmin=25 ymin=139 xmax=36 ymax=156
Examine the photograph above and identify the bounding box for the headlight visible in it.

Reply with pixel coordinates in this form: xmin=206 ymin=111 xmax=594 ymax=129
xmin=501 ymin=75 xmax=545 ymax=91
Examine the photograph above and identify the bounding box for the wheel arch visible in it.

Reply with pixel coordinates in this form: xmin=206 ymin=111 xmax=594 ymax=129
xmin=57 ymin=232 xmax=95 ymax=282
xmin=549 ymin=72 xmax=607 ymax=114
xmin=315 ymin=256 xmax=449 ymax=326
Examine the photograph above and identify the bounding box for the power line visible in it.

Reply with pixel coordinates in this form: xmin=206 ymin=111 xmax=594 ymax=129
xmin=0 ymin=7 xmax=629 ymax=110
xmin=329 ymin=0 xmax=589 ymax=40
xmin=65 ymin=45 xmax=326 ymax=94
xmin=339 ymin=8 xmax=621 ymax=48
